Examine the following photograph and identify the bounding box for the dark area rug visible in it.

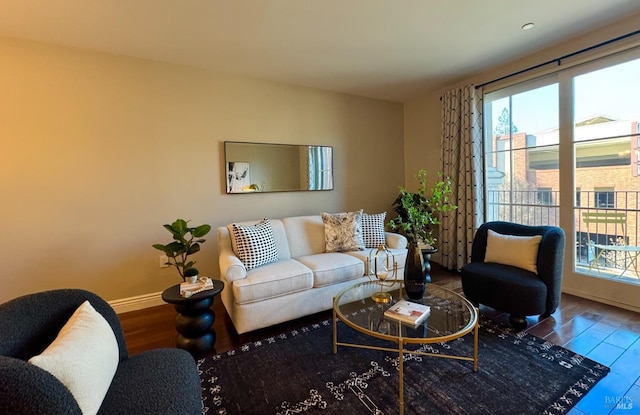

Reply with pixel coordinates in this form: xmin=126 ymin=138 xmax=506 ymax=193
xmin=198 ymin=316 xmax=609 ymax=415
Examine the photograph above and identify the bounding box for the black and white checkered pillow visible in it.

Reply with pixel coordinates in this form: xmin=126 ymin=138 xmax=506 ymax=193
xmin=232 ymin=219 xmax=279 ymax=270
xmin=362 ymin=212 xmax=387 ymax=248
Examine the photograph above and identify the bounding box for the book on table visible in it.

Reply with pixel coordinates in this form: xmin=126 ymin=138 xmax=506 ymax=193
xmin=179 ymin=277 xmax=214 ymax=298
xmin=384 ymin=299 xmax=431 ymax=326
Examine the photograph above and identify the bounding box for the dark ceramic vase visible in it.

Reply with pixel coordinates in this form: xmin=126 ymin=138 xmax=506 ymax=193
xmin=404 ymin=241 xmax=426 ymax=300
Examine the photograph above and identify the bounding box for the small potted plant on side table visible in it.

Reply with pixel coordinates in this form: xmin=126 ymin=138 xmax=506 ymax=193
xmin=388 ymin=170 xmax=457 ymax=299
xmin=153 ymin=219 xmax=224 ymax=356
xmin=152 ymin=219 xmax=211 ymax=281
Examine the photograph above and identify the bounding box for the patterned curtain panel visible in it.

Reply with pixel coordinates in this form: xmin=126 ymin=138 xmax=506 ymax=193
xmin=439 ymin=85 xmax=484 ymax=271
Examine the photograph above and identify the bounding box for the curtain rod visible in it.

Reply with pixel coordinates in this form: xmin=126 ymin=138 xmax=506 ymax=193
xmin=475 ymin=29 xmax=640 ymax=90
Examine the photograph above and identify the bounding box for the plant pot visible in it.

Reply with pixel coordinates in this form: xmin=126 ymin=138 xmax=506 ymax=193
xmin=404 ymin=242 xmax=426 ymax=300
xmin=184 ymin=267 xmax=200 ymax=284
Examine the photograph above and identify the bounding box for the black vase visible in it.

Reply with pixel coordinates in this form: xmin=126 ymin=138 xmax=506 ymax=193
xmin=404 ymin=242 xmax=426 ymax=300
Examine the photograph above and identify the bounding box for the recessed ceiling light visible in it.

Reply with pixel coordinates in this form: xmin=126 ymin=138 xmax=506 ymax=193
xmin=521 ymin=22 xmax=535 ymax=31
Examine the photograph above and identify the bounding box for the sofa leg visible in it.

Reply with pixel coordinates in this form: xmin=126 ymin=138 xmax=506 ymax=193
xmin=508 ymin=314 xmax=527 ymax=330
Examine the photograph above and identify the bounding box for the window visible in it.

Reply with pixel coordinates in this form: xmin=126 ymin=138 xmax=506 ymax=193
xmin=537 ymin=188 xmax=552 ymax=205
xmin=482 ymin=50 xmax=640 ymax=295
xmin=484 ymin=78 xmax=559 ymax=226
xmin=594 ymin=188 xmax=615 ymax=208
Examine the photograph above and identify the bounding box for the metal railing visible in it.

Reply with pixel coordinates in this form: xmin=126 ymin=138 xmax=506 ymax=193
xmin=487 ymin=189 xmax=640 ymax=280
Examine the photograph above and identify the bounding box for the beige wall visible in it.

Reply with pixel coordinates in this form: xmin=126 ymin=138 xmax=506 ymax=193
xmin=0 ymin=36 xmax=404 ymax=304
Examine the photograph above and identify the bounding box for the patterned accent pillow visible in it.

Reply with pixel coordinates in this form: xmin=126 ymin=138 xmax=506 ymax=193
xmin=321 ymin=210 xmax=365 ymax=252
xmin=232 ymin=219 xmax=279 ymax=270
xmin=362 ymin=212 xmax=387 ymax=248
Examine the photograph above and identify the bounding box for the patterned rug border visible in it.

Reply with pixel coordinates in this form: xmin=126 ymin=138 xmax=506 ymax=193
xmin=198 ymin=314 xmax=610 ymax=415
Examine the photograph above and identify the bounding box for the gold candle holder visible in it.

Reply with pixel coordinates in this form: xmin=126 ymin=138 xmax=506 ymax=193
xmin=366 ymin=245 xmax=398 ymax=304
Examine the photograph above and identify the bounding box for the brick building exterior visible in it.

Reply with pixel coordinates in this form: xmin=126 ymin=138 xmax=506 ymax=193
xmin=489 ymin=118 xmax=640 ymax=249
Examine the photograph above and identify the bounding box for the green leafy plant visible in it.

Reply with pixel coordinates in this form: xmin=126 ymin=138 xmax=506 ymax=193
xmin=152 ymin=219 xmax=211 ymax=281
xmin=388 ymin=170 xmax=457 ymax=248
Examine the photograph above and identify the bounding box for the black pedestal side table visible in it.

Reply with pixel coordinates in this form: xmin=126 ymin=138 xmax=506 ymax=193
xmin=421 ymin=248 xmax=438 ymax=284
xmin=161 ymin=279 xmax=224 ymax=357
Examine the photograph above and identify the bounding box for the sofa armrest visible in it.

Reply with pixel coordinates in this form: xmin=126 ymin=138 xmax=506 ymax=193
xmin=219 ymin=246 xmax=247 ymax=282
xmin=385 ymin=232 xmax=407 ymax=249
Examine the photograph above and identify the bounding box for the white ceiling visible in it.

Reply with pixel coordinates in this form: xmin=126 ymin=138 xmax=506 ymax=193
xmin=0 ymin=0 xmax=639 ymax=102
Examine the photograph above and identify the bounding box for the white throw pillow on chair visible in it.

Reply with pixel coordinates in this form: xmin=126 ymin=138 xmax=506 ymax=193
xmin=484 ymin=229 xmax=542 ymax=274
xmin=29 ymin=300 xmax=119 ymax=415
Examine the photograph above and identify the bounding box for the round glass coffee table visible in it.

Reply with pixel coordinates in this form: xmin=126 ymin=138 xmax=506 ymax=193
xmin=333 ymin=280 xmax=478 ymax=415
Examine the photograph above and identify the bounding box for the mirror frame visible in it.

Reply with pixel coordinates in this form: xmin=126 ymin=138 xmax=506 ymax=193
xmin=224 ymin=141 xmax=334 ymax=194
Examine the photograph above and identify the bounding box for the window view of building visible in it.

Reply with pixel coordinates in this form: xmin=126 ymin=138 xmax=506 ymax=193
xmin=483 ymin=57 xmax=640 ymax=284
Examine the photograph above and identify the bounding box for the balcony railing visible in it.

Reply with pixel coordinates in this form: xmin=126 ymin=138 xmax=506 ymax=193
xmin=487 ymin=189 xmax=640 ymax=282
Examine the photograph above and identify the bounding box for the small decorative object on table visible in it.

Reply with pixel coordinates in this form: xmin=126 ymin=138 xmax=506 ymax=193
xmin=183 ymin=267 xmax=200 ymax=284
xmin=384 ymin=299 xmax=431 ymax=327
xmin=366 ymin=245 xmax=399 ymax=304
xmin=180 ymin=276 xmax=214 ymax=298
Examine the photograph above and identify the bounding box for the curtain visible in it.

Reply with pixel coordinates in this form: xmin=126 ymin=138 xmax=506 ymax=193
xmin=439 ymin=85 xmax=484 ymax=271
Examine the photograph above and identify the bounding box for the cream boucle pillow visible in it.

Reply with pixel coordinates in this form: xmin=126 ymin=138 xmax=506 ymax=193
xmin=484 ymin=229 xmax=542 ymax=274
xmin=29 ymin=300 xmax=119 ymax=415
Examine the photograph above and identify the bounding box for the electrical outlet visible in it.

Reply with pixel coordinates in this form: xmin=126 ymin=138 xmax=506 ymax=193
xmin=159 ymin=255 xmax=169 ymax=268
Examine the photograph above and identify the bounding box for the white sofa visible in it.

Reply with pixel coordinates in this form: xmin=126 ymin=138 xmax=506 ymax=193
xmin=217 ymin=214 xmax=408 ymax=334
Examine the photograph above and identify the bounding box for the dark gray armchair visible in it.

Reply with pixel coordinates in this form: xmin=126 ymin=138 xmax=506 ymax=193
xmin=0 ymin=289 xmax=202 ymax=415
xmin=461 ymin=221 xmax=565 ymax=327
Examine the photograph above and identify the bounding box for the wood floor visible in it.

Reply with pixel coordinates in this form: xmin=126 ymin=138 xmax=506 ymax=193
xmin=118 ymin=265 xmax=640 ymax=415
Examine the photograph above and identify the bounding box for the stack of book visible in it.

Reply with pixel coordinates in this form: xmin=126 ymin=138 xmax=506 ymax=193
xmin=384 ymin=299 xmax=431 ymax=327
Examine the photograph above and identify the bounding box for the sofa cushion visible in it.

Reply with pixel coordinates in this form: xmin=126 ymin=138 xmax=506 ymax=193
xmin=232 ymin=259 xmax=314 ymax=304
xmin=485 ymin=229 xmax=542 ymax=274
xmin=461 ymin=261 xmax=547 ymax=316
xmin=362 ymin=212 xmax=387 ymax=248
xmin=28 ymin=301 xmax=119 ymax=415
xmin=295 ymin=253 xmax=365 ymax=287
xmin=281 ymin=216 xmax=326 ymax=258
xmin=232 ymin=219 xmax=279 ymax=270
xmin=321 ymin=210 xmax=365 ymax=252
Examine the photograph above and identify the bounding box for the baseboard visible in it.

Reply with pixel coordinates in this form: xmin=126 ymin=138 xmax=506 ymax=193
xmin=562 ymin=287 xmax=640 ymax=313
xmin=108 ymin=291 xmax=164 ymax=314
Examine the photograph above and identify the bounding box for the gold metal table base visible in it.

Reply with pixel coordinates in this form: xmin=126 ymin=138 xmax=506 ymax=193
xmin=332 ymin=302 xmax=479 ymax=415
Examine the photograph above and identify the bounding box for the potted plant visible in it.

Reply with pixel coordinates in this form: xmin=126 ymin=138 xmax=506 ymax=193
xmin=388 ymin=170 xmax=457 ymax=298
xmin=153 ymin=219 xmax=211 ymax=281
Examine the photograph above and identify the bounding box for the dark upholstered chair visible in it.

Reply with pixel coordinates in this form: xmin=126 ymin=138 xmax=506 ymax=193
xmin=461 ymin=221 xmax=565 ymax=327
xmin=0 ymin=289 xmax=202 ymax=415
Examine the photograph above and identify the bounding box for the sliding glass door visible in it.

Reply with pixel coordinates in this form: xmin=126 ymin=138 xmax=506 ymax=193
xmin=484 ymin=78 xmax=559 ymax=226
xmin=483 ymin=49 xmax=640 ymax=310
xmin=571 ymin=57 xmax=640 ymax=284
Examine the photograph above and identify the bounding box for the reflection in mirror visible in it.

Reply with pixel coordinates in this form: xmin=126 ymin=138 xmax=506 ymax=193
xmin=224 ymin=141 xmax=334 ymax=193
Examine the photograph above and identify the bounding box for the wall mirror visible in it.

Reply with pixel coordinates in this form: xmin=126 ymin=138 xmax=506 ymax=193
xmin=224 ymin=141 xmax=334 ymax=193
